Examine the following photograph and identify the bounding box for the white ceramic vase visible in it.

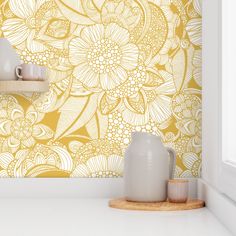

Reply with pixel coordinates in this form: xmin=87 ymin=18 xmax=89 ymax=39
xmin=124 ymin=132 xmax=176 ymax=202
xmin=0 ymin=38 xmax=21 ymax=80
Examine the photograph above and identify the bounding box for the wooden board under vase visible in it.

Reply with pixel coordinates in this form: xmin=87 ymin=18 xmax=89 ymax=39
xmin=109 ymin=198 xmax=205 ymax=211
xmin=0 ymin=81 xmax=49 ymax=93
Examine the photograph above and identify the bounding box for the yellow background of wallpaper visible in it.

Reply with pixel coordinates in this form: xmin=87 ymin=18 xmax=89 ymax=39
xmin=0 ymin=0 xmax=201 ymax=178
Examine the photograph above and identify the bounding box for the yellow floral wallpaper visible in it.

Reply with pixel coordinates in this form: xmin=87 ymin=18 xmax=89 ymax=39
xmin=0 ymin=0 xmax=201 ymax=178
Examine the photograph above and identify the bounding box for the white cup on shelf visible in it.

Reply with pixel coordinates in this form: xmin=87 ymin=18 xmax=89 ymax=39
xmin=16 ymin=64 xmax=47 ymax=81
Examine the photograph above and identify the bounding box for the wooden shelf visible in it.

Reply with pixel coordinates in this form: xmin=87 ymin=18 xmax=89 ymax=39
xmin=109 ymin=198 xmax=205 ymax=211
xmin=0 ymin=80 xmax=49 ymax=93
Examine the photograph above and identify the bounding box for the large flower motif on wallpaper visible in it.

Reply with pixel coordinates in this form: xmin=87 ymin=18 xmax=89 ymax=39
xmin=172 ymin=93 xmax=202 ymax=153
xmin=69 ymin=23 xmax=139 ymax=90
xmin=0 ymin=0 xmax=202 ymax=178
xmin=121 ymin=70 xmax=176 ymax=126
xmin=0 ymin=104 xmax=53 ymax=153
xmin=0 ymin=144 xmax=73 ymax=177
xmin=2 ymin=0 xmax=46 ymax=52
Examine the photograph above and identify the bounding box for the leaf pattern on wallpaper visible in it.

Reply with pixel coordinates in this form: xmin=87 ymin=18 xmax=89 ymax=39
xmin=172 ymin=48 xmax=186 ymax=91
xmin=0 ymin=0 xmax=202 ymax=178
xmin=55 ymin=93 xmax=98 ymax=139
xmin=86 ymin=111 xmax=108 ymax=140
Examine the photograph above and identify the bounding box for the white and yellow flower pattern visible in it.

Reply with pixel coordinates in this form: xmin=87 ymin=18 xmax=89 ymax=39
xmin=71 ymin=155 xmax=123 ymax=178
xmin=0 ymin=105 xmax=53 ymax=153
xmin=0 ymin=144 xmax=73 ymax=177
xmin=2 ymin=0 xmax=47 ymax=52
xmin=0 ymin=0 xmax=202 ymax=178
xmin=69 ymin=23 xmax=139 ymax=90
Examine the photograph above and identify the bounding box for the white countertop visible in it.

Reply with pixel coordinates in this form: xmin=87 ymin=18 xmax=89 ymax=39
xmin=0 ymin=198 xmax=232 ymax=236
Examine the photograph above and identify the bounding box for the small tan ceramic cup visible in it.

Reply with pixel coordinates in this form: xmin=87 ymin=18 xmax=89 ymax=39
xmin=168 ymin=179 xmax=188 ymax=203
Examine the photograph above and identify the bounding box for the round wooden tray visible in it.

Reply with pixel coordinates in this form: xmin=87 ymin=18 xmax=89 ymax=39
xmin=109 ymin=198 xmax=205 ymax=211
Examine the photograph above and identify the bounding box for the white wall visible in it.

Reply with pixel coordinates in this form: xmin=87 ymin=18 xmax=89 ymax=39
xmin=202 ymin=0 xmax=221 ymax=188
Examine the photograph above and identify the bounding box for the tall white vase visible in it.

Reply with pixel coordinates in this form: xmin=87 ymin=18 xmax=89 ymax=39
xmin=124 ymin=132 xmax=176 ymax=202
xmin=0 ymin=38 xmax=21 ymax=80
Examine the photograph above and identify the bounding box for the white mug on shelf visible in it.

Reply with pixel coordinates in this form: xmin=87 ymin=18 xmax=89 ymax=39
xmin=16 ymin=64 xmax=46 ymax=81
xmin=39 ymin=66 xmax=47 ymax=81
